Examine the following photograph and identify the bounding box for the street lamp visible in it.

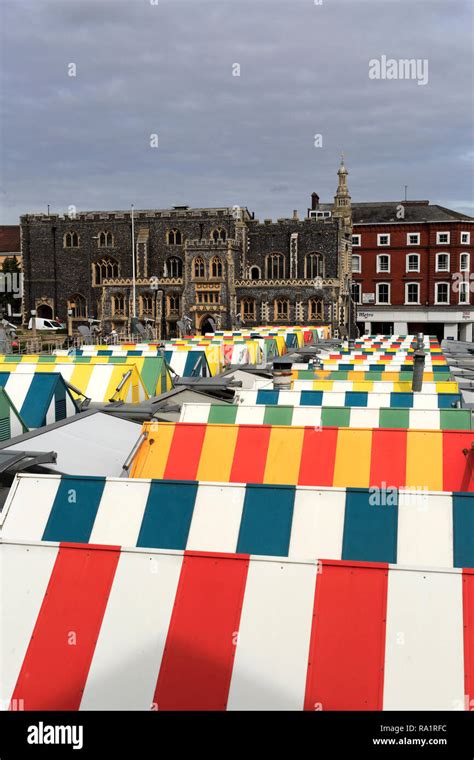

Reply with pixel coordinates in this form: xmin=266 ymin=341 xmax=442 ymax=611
xmin=30 ymin=309 xmax=37 ymax=341
xmin=131 ymin=204 xmax=136 ymax=318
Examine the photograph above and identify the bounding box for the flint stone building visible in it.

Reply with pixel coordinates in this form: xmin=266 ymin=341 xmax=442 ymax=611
xmin=20 ymin=161 xmax=353 ymax=336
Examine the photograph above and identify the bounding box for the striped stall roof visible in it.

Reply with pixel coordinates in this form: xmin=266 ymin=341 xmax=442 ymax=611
xmin=235 ymin=388 xmax=462 ymax=409
xmin=163 ymin=350 xmax=212 ymax=378
xmin=179 ymin=402 xmax=472 ymax=430
xmin=0 ymin=361 xmax=148 ymax=403
xmin=2 ymin=475 xmax=474 ymax=569
xmin=0 ymin=372 xmax=78 ymax=429
xmin=278 ymin=379 xmax=459 ymax=393
xmin=2 ymin=540 xmax=472 ymax=710
xmin=0 ymin=387 xmax=28 ymax=440
xmin=8 ymin=354 xmax=170 ymax=397
xmin=129 ymin=421 xmax=474 ymax=491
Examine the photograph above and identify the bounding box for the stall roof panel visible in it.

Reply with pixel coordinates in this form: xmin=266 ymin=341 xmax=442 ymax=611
xmin=0 ymin=411 xmax=141 ymax=477
xmin=129 ymin=421 xmax=474 ymax=491
xmin=0 ymin=371 xmax=78 ymax=428
xmin=179 ymin=402 xmax=472 ymax=430
xmin=2 ymin=475 xmax=473 ymax=569
xmin=235 ymin=388 xmax=462 ymax=409
xmin=0 ymin=361 xmax=148 ymax=403
xmin=0 ymin=387 xmax=28 ymax=440
xmin=1 ymin=540 xmax=471 ymax=711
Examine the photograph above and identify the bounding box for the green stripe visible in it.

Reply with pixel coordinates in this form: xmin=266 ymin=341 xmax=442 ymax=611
xmin=208 ymin=405 xmax=238 ymax=423
xmin=263 ymin=406 xmax=293 ymax=426
xmin=379 ymin=408 xmax=410 ymax=429
xmin=321 ymin=407 xmax=351 ymax=427
xmin=439 ymin=409 xmax=472 ymax=430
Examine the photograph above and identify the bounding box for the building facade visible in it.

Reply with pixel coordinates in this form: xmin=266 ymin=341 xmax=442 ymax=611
xmin=20 ymin=161 xmax=353 ymax=337
xmin=349 ymin=202 xmax=474 ymax=340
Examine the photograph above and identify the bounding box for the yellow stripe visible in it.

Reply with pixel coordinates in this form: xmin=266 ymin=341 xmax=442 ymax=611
xmin=105 ymin=366 xmax=124 ymax=401
xmin=436 ymin=381 xmax=458 ymax=393
xmin=197 ymin=424 xmax=239 ymax=482
xmin=130 ymin=422 xmax=176 ymax=478
xmin=69 ymin=365 xmax=94 ymax=396
xmin=333 ymin=429 xmax=372 ymax=487
xmin=352 ymin=381 xmax=373 ymax=392
xmin=406 ymin=431 xmax=443 ymax=490
xmin=264 ymin=426 xmax=305 ymax=485
xmin=312 ymin=381 xmax=334 ymax=390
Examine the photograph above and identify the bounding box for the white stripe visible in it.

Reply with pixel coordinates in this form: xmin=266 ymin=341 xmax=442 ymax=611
xmin=89 ymin=479 xmax=150 ymax=547
xmin=413 ymin=394 xmax=439 ymax=410
xmin=235 ymin=405 xmax=265 ymax=425
xmin=1 ymin=542 xmax=58 ymax=707
xmin=227 ymin=558 xmax=317 ymax=710
xmin=235 ymin=390 xmax=257 ymax=405
xmin=349 ymin=407 xmax=380 ymax=427
xmin=86 ymin=365 xmax=114 ymax=401
xmin=409 ymin=410 xmax=440 ymax=430
xmin=179 ymin=403 xmax=210 ymax=423
xmin=397 ymin=492 xmax=453 ymax=568
xmin=186 ymin=484 xmax=245 ymax=552
xmin=291 ymin=406 xmax=321 ymax=426
xmin=321 ymin=391 xmax=345 ymax=407
xmin=66 ymin=393 xmax=77 ymax=416
xmin=80 ymin=550 xmax=183 ymax=710
xmin=383 ymin=567 xmax=464 ymax=710
xmin=289 ymin=488 xmax=346 ymax=560
xmin=4 ymin=374 xmax=33 ymax=413
xmin=1 ymin=476 xmax=61 ymax=541
xmin=278 ymin=390 xmax=297 ymax=405
xmin=46 ymin=397 xmax=56 ymax=425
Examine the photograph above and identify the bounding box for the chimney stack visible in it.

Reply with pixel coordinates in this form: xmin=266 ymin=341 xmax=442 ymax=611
xmin=293 ymin=210 xmax=298 ymax=220
xmin=311 ymin=192 xmax=320 ymax=210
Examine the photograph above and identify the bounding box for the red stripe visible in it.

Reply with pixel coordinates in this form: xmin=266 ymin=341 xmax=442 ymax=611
xmin=230 ymin=425 xmax=271 ymax=484
xmin=370 ymin=429 xmax=407 ymax=488
xmin=154 ymin=552 xmax=249 ymax=710
xmin=298 ymin=428 xmax=338 ymax=486
xmin=463 ymin=569 xmax=474 ymax=710
xmin=304 ymin=561 xmax=388 ymax=710
xmin=12 ymin=543 xmax=120 ymax=710
xmin=163 ymin=424 xmax=207 ymax=480
xmin=443 ymin=432 xmax=474 ymax=492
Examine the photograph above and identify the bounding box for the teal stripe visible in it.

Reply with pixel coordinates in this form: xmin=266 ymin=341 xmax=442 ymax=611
xmin=237 ymin=484 xmax=295 ymax=556
xmin=42 ymin=476 xmax=106 ymax=543
xmin=453 ymin=493 xmax=474 ymax=568
xmin=342 ymin=488 xmax=398 ymax=563
xmin=137 ymin=480 xmax=198 ymax=550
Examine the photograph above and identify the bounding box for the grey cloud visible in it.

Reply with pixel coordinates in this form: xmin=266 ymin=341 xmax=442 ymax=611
xmin=1 ymin=0 xmax=472 ymax=222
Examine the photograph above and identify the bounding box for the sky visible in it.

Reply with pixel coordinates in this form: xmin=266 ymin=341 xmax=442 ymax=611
xmin=1 ymin=0 xmax=473 ymax=224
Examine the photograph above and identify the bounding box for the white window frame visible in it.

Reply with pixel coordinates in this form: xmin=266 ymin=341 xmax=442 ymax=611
xmin=459 ymin=280 xmax=470 ymax=305
xmin=460 ymin=252 xmax=470 ymax=272
xmin=377 ymin=233 xmax=390 ymax=246
xmin=351 ymin=255 xmax=361 ymax=273
xmin=461 ymin=231 xmax=470 ymax=245
xmin=376 ymin=282 xmax=391 ymax=305
xmin=436 ymin=252 xmax=450 ymax=272
xmin=407 ymin=232 xmax=420 ymax=245
xmin=405 ymin=282 xmax=420 ymax=305
xmin=435 ymin=281 xmax=450 ymax=305
xmin=436 ymin=231 xmax=450 ymax=245
xmin=406 ymin=253 xmax=420 ymax=273
xmin=352 ymin=234 xmax=361 ymax=247
xmin=351 ymin=282 xmax=362 ymax=304
xmin=376 ymin=253 xmax=390 ymax=273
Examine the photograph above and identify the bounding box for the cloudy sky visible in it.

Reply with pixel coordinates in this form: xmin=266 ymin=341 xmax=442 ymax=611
xmin=1 ymin=0 xmax=473 ymax=224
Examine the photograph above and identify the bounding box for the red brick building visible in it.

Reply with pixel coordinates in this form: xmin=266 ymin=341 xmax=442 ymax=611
xmin=349 ymin=202 xmax=474 ymax=340
xmin=0 ymin=225 xmax=21 ymax=266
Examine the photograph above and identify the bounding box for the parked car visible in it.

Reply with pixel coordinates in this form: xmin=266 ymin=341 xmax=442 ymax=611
xmin=27 ymin=317 xmax=64 ymax=331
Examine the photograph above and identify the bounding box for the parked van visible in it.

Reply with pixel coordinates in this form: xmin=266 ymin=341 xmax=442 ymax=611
xmin=27 ymin=318 xmax=64 ymax=331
